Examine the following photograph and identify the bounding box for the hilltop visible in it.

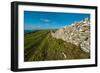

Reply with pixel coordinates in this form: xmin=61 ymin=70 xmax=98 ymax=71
xmin=24 ymin=24 xmax=90 ymax=61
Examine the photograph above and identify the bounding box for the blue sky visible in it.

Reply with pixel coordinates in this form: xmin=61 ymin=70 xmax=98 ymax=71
xmin=24 ymin=11 xmax=90 ymax=30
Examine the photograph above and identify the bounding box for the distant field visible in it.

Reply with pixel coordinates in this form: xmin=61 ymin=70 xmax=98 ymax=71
xmin=24 ymin=30 xmax=90 ymax=62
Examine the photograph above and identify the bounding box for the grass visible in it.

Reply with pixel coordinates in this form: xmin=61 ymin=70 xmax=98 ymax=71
xmin=24 ymin=30 xmax=90 ymax=62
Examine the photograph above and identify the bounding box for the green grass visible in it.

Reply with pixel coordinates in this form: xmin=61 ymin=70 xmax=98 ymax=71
xmin=24 ymin=30 xmax=90 ymax=62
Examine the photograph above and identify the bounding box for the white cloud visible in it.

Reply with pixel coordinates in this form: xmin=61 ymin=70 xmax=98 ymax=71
xmin=40 ymin=18 xmax=50 ymax=22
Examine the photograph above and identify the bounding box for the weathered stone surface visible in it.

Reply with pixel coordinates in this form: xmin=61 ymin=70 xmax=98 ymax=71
xmin=51 ymin=18 xmax=90 ymax=53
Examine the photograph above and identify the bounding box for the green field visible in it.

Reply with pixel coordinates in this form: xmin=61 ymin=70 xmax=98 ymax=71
xmin=24 ymin=30 xmax=90 ymax=62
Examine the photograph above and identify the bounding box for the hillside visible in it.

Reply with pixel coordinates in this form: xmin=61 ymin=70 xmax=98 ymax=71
xmin=24 ymin=30 xmax=90 ymax=62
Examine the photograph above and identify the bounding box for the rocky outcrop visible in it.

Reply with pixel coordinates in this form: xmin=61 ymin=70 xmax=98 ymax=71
xmin=51 ymin=18 xmax=90 ymax=53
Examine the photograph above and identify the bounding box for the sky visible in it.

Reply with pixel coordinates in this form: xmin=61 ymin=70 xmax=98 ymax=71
xmin=24 ymin=11 xmax=90 ymax=30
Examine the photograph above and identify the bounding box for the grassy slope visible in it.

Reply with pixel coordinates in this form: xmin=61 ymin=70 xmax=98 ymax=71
xmin=24 ymin=30 xmax=90 ymax=62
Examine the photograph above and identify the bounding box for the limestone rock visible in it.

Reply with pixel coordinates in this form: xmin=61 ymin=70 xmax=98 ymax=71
xmin=51 ymin=18 xmax=90 ymax=53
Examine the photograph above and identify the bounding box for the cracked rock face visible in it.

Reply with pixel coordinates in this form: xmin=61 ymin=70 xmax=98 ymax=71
xmin=51 ymin=18 xmax=90 ymax=53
